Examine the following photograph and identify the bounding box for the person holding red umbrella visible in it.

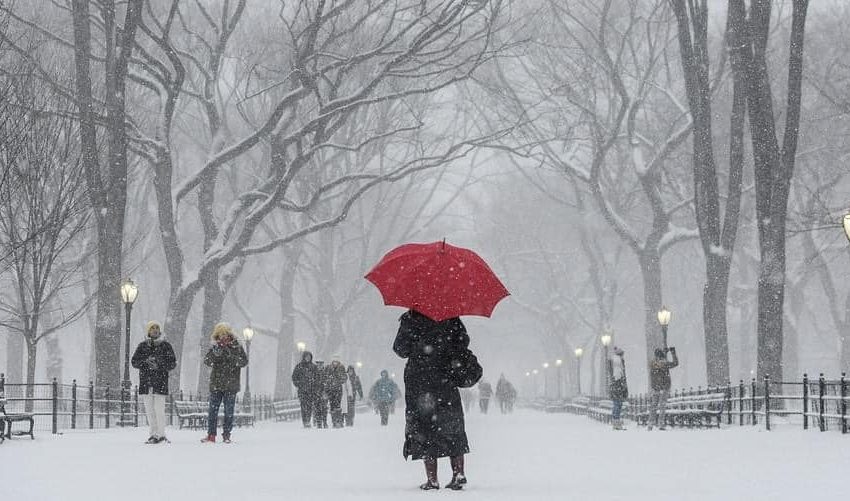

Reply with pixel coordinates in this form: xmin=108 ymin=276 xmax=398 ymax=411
xmin=368 ymin=240 xmax=507 ymax=491
xmin=393 ymin=309 xmax=482 ymax=490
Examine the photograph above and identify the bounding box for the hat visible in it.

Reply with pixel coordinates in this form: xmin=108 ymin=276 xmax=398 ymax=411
xmin=613 ymin=346 xmax=624 ymax=356
xmin=146 ymin=321 xmax=161 ymax=334
xmin=380 ymin=370 xmax=389 ymax=377
xmin=211 ymin=322 xmax=234 ymax=342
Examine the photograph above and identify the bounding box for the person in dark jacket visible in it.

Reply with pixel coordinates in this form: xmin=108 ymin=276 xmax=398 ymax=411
xmin=478 ymin=379 xmax=493 ymax=414
xmin=495 ymin=374 xmax=512 ymax=414
xmin=368 ymin=370 xmax=401 ymax=426
xmin=201 ymin=322 xmax=248 ymax=443
xmin=607 ymin=346 xmax=628 ymax=430
xmin=393 ymin=309 xmax=482 ymax=491
xmin=131 ymin=321 xmax=177 ymax=444
xmin=345 ymin=365 xmax=364 ymax=427
xmin=291 ymin=351 xmax=319 ymax=428
xmin=648 ymin=346 xmax=678 ymax=430
xmin=324 ymin=355 xmax=349 ymax=428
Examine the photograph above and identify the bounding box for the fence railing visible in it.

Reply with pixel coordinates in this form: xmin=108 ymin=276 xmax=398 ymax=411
xmin=0 ymin=374 xmax=282 ymax=435
xmin=525 ymin=372 xmax=849 ymax=433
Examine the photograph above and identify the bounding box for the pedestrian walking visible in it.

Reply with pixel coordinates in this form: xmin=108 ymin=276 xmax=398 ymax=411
xmin=200 ymin=323 xmax=248 ymax=443
xmin=368 ymin=369 xmax=401 ymax=426
xmin=393 ymin=309 xmax=482 ymax=490
xmin=130 ymin=321 xmax=177 ymax=444
xmin=313 ymin=361 xmax=329 ymax=428
xmin=495 ymin=374 xmax=512 ymax=414
xmin=345 ymin=365 xmax=364 ymax=427
xmin=648 ymin=346 xmax=678 ymax=430
xmin=478 ymin=379 xmax=493 ymax=414
xmin=291 ymin=351 xmax=319 ymax=428
xmin=324 ymin=355 xmax=349 ymax=428
xmin=607 ymin=346 xmax=628 ymax=430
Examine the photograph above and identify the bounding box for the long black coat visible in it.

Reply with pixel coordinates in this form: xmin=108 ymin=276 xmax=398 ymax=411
xmin=131 ymin=338 xmax=177 ymax=395
xmin=393 ymin=310 xmax=473 ymax=460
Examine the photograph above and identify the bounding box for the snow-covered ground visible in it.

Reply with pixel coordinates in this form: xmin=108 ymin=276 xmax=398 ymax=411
xmin=3 ymin=409 xmax=847 ymax=500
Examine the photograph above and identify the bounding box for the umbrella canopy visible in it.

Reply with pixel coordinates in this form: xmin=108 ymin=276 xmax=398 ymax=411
xmin=365 ymin=240 xmax=509 ymax=322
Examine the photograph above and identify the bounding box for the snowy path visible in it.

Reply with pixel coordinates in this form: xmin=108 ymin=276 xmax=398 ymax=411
xmin=3 ymin=409 xmax=847 ymax=500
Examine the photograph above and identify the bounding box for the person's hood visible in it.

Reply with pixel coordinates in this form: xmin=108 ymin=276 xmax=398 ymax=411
xmin=211 ymin=322 xmax=234 ymax=343
xmin=300 ymin=351 xmax=313 ymax=363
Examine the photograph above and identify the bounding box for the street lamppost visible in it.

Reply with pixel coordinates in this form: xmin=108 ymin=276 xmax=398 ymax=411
xmin=574 ymin=348 xmax=583 ymax=395
xmin=601 ymin=330 xmax=613 ymax=392
xmin=657 ymin=306 xmax=672 ymax=349
xmin=120 ymin=278 xmax=138 ymax=427
xmin=542 ymin=362 xmax=550 ymax=398
xmin=242 ymin=327 xmax=255 ymax=411
xmin=532 ymin=369 xmax=540 ymax=398
xmin=555 ymin=359 xmax=563 ymax=400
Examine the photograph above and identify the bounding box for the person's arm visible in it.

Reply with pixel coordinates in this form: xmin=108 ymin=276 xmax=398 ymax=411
xmin=231 ymin=344 xmax=248 ymax=368
xmin=392 ymin=315 xmax=415 ymax=358
xmin=203 ymin=346 xmax=220 ymax=367
xmin=667 ymin=348 xmax=679 ymax=369
xmin=130 ymin=343 xmax=147 ymax=369
xmin=163 ymin=343 xmax=177 ymax=371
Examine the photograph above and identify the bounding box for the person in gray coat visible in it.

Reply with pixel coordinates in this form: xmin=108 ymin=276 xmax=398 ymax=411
xmin=648 ymin=346 xmax=678 ymax=430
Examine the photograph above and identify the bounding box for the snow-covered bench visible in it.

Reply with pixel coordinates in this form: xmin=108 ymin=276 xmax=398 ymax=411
xmin=173 ymin=400 xmax=255 ymax=429
xmin=635 ymin=391 xmax=726 ymax=428
xmin=272 ymin=399 xmax=301 ymax=421
xmin=0 ymin=392 xmax=35 ymax=441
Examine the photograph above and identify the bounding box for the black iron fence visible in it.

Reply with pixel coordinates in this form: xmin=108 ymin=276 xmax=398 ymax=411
xmin=525 ymin=372 xmax=849 ymax=433
xmin=0 ymin=373 xmax=281 ymax=435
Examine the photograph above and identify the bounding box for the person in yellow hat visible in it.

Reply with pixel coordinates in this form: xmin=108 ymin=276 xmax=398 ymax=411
xmin=200 ymin=322 xmax=248 ymax=443
xmin=131 ymin=321 xmax=177 ymax=444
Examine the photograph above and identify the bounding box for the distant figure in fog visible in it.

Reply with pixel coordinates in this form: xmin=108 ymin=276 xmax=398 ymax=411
xmin=291 ymin=351 xmax=319 ymax=428
xmin=607 ymin=346 xmax=628 ymax=430
xmin=345 ymin=365 xmax=364 ymax=427
xmin=460 ymin=387 xmax=476 ymax=413
xmin=495 ymin=374 xmax=513 ymax=414
xmin=325 ymin=355 xmax=349 ymax=428
xmin=393 ymin=309 xmax=482 ymax=490
xmin=478 ymin=379 xmax=493 ymax=414
xmin=368 ymin=369 xmax=401 ymax=426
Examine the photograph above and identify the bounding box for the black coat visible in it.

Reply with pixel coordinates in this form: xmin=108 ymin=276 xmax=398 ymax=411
xmin=130 ymin=338 xmax=177 ymax=395
xmin=203 ymin=341 xmax=248 ymax=394
xmin=393 ymin=310 xmax=475 ymax=460
xmin=607 ymin=357 xmax=629 ymax=400
xmin=291 ymin=352 xmax=319 ymax=399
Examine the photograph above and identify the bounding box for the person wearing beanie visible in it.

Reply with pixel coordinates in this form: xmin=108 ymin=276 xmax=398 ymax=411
xmin=607 ymin=346 xmax=629 ymax=430
xmin=324 ymin=354 xmax=349 ymax=428
xmin=648 ymin=346 xmax=679 ymax=430
xmin=131 ymin=321 xmax=177 ymax=444
xmin=368 ymin=369 xmax=401 ymax=426
xmin=201 ymin=322 xmax=248 ymax=443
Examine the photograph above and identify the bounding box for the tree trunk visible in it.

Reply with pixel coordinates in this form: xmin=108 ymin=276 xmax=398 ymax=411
xmin=756 ymin=244 xmax=786 ymax=382
xmin=164 ymin=289 xmax=194 ymax=393
xmin=93 ymin=219 xmax=125 ymax=389
xmin=704 ymin=255 xmax=732 ymax=386
xmin=274 ymin=244 xmax=303 ymax=400
xmin=639 ymin=250 xmax=664 ymax=378
xmin=196 ymin=277 xmax=224 ymax=394
xmin=25 ymin=338 xmax=37 ymax=413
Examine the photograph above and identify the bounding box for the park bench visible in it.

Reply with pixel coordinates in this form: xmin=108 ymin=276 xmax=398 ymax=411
xmin=635 ymin=391 xmax=726 ymax=428
xmin=173 ymin=400 xmax=255 ymax=430
xmin=272 ymin=399 xmax=301 ymax=421
xmin=0 ymin=391 xmax=35 ymax=441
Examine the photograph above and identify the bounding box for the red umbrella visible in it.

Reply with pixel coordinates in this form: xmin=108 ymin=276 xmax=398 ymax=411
xmin=365 ymin=240 xmax=509 ymax=322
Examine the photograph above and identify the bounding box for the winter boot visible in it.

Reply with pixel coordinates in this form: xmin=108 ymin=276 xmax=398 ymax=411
xmin=446 ymin=474 xmax=467 ymax=490
xmin=201 ymin=434 xmax=216 ymax=443
xmin=222 ymin=434 xmax=232 ymax=444
xmin=420 ymin=458 xmax=439 ymax=490
xmin=145 ymin=436 xmax=159 ymax=444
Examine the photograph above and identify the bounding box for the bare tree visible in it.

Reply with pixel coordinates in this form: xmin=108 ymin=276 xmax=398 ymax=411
xmin=727 ymin=0 xmax=810 ymax=382
xmin=669 ymin=0 xmax=745 ymax=386
xmin=0 ymin=67 xmax=93 ymax=407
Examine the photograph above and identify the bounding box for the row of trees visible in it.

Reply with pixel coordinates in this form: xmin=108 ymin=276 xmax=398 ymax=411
xmin=1 ymin=0 xmax=848 ymax=394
